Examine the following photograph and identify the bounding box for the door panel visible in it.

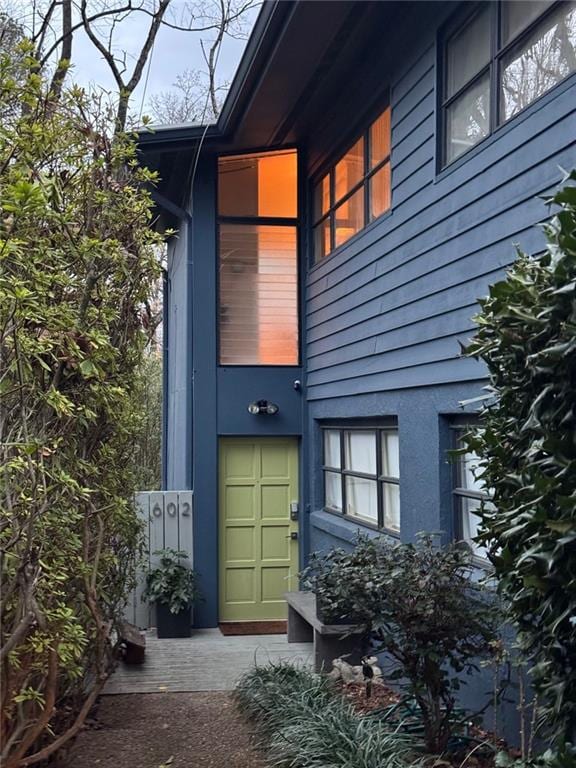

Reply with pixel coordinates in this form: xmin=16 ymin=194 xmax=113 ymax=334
xmin=219 ymin=438 xmax=299 ymax=621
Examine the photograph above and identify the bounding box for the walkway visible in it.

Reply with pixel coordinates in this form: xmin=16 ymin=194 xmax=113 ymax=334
xmin=104 ymin=628 xmax=313 ymax=694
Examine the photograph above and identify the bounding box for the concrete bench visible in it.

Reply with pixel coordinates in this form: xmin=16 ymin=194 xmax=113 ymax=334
xmin=284 ymin=591 xmax=366 ymax=672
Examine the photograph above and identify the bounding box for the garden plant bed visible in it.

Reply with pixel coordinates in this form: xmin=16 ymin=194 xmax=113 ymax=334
xmin=341 ymin=681 xmax=510 ymax=768
xmin=235 ymin=664 xmax=521 ymax=768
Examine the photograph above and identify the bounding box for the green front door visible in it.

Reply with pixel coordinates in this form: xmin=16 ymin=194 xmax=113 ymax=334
xmin=219 ymin=438 xmax=299 ymax=622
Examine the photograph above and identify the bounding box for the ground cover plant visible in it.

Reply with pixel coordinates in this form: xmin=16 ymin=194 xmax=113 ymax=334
xmin=303 ymin=535 xmax=499 ymax=754
xmin=0 ymin=45 xmax=164 ymax=766
xmin=234 ymin=663 xmax=425 ymax=768
xmin=465 ymin=171 xmax=576 ymax=764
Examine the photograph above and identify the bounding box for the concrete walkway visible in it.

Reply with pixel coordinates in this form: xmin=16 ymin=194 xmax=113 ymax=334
xmin=104 ymin=629 xmax=313 ymax=694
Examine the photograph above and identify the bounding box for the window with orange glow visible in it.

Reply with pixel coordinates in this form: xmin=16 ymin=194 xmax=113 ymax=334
xmin=217 ymin=150 xmax=299 ymax=366
xmin=218 ymin=150 xmax=297 ymax=218
xmin=313 ymin=105 xmax=392 ymax=261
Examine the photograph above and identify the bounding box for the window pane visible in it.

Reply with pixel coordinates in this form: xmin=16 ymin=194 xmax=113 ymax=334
xmin=219 ymin=224 xmax=298 ymax=364
xmin=500 ymin=3 xmax=576 ymax=122
xmin=446 ymin=7 xmax=491 ymax=98
xmin=370 ymin=163 xmax=391 ymax=221
xmin=457 ymin=448 xmax=485 ymax=493
xmin=324 ymin=430 xmax=341 ymax=469
xmin=446 ymin=73 xmax=490 ymax=163
xmin=502 ymin=0 xmax=554 ymax=44
xmin=344 ymin=431 xmax=376 ymax=475
xmin=382 ymin=482 xmax=400 ymax=533
xmin=218 ymin=150 xmax=297 ymax=218
xmin=381 ymin=430 xmax=399 ymax=479
xmin=345 ymin=476 xmax=378 ymax=523
xmin=314 ymin=175 xmax=330 ymax=221
xmin=370 ymin=108 xmax=391 ymax=168
xmin=314 ymin=218 xmax=331 ymax=261
xmin=335 ymin=138 xmax=364 ymax=202
xmin=325 ymin=471 xmax=342 ymax=511
xmin=334 ymin=188 xmax=364 ymax=248
xmin=460 ymin=497 xmax=491 ymax=559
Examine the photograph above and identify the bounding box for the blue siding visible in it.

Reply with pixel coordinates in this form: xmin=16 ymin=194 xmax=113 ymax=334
xmin=305 ymin=47 xmax=576 ymax=401
xmin=164 ymin=220 xmax=191 ymax=490
xmin=301 ymin=2 xmax=576 ymax=567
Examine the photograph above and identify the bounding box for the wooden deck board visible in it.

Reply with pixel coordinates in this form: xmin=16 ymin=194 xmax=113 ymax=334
xmin=104 ymin=629 xmax=313 ymax=694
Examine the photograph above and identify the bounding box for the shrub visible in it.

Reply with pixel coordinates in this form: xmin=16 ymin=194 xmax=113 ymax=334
xmin=465 ymin=171 xmax=576 ymax=758
xmin=303 ymin=535 xmax=499 ymax=754
xmin=301 ymin=535 xmax=383 ymax=625
xmin=0 ymin=46 xmax=164 ymax=765
xmin=234 ymin=663 xmax=424 ymax=768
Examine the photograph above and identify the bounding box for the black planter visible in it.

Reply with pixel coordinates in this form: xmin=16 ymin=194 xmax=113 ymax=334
xmin=155 ymin=602 xmax=192 ymax=638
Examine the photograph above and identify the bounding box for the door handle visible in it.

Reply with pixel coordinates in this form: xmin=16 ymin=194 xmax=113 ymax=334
xmin=286 ymin=532 xmax=298 ymax=540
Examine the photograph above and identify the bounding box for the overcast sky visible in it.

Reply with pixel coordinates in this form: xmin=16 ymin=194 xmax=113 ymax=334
xmin=15 ymin=0 xmax=259 ymax=121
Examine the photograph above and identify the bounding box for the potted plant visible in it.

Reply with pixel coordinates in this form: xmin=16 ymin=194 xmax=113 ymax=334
xmin=144 ymin=548 xmax=201 ymax=638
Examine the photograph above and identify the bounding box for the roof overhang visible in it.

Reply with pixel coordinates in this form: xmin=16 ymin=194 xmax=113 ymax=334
xmin=138 ymin=0 xmax=396 ymax=215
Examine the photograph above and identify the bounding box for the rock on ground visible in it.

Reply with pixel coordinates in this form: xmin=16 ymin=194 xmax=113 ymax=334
xmin=66 ymin=692 xmax=266 ymax=768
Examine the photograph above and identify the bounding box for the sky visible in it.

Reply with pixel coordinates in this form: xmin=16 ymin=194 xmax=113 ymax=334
xmin=12 ymin=0 xmax=259 ymax=121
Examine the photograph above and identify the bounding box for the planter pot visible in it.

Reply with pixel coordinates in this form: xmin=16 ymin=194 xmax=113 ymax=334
xmin=155 ymin=602 xmax=192 ymax=638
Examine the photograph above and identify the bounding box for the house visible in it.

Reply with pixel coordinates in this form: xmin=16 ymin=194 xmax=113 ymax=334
xmin=138 ymin=0 xmax=576 ymax=635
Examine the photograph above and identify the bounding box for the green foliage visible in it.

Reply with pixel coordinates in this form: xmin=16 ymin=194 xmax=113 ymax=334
xmin=465 ymin=171 xmax=576 ymax=754
xmin=495 ymin=747 xmax=576 ymax=768
xmin=144 ymin=549 xmax=201 ymax=614
xmin=131 ymin=353 xmax=163 ymax=491
xmin=0 ymin=47 xmax=164 ymax=765
xmin=301 ymin=535 xmax=382 ymax=624
xmin=234 ymin=663 xmax=424 ymax=768
xmin=303 ymin=535 xmax=499 ymax=753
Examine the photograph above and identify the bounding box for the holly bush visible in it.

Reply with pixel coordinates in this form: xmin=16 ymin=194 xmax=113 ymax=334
xmin=466 ymin=171 xmax=576 ymax=758
xmin=0 ymin=44 xmax=164 ymax=766
xmin=303 ymin=534 xmax=498 ymax=754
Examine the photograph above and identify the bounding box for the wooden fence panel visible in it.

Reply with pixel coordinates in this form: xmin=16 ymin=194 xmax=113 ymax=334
xmin=123 ymin=491 xmax=194 ymax=629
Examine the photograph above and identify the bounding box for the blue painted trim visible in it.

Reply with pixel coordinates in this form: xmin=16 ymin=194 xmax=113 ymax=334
xmin=190 ymin=155 xmax=219 ymax=628
xmin=309 ymin=509 xmax=391 ymax=545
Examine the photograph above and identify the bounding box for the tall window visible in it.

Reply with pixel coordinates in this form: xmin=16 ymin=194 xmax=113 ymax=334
xmin=217 ymin=149 xmax=299 ymax=365
xmin=313 ymin=106 xmax=391 ymax=262
xmin=442 ymin=1 xmax=576 ymax=165
xmin=322 ymin=426 xmax=400 ymax=533
xmin=453 ymin=429 xmax=492 ymax=560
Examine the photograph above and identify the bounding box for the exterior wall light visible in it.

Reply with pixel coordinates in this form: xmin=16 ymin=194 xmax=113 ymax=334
xmin=247 ymin=400 xmax=279 ymax=415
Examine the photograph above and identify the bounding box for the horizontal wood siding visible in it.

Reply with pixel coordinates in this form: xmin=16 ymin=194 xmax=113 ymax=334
xmin=305 ymin=7 xmax=576 ymax=402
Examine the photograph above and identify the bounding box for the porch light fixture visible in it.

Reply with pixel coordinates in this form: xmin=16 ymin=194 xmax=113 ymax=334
xmin=247 ymin=400 xmax=279 ymax=416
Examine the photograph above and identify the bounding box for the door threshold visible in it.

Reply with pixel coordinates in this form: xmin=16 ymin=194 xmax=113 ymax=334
xmin=219 ymin=621 xmax=287 ymax=636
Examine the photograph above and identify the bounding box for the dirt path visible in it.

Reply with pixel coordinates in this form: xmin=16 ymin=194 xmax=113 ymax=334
xmin=67 ymin=692 xmax=266 ymax=768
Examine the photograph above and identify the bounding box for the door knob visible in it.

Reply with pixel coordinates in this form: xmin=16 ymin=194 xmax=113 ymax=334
xmin=286 ymin=532 xmax=298 ymax=540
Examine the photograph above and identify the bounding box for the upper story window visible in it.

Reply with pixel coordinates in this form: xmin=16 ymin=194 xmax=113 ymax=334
xmin=442 ymin=1 xmax=576 ymax=166
xmin=453 ymin=428 xmax=492 ymax=560
xmin=322 ymin=425 xmax=400 ymax=534
xmin=313 ymin=106 xmax=391 ymax=262
xmin=217 ymin=150 xmax=299 ymax=365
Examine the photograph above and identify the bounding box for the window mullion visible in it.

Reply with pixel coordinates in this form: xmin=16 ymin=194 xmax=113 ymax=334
xmin=340 ymin=430 xmax=346 ymax=516
xmin=330 ymin=171 xmax=336 ymax=253
xmin=490 ymin=1 xmax=500 ymax=132
xmin=364 ymin=128 xmax=370 ymax=227
xmin=376 ymin=429 xmax=384 ymax=528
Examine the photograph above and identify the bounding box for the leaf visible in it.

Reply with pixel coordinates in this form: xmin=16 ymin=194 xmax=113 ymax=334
xmin=79 ymin=359 xmax=96 ymax=377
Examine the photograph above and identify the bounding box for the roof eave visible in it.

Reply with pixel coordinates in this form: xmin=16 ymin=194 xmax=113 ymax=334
xmin=137 ymin=0 xmax=291 ymax=152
